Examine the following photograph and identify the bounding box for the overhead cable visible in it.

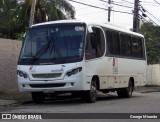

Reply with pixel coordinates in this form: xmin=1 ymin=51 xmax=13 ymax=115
xmin=140 ymin=4 xmax=160 ymax=24
xmin=121 ymin=0 xmax=133 ymax=4
xmin=68 ymin=0 xmax=132 ymax=14
xmin=154 ymin=0 xmax=160 ymax=6
xmin=99 ymin=0 xmax=133 ymax=8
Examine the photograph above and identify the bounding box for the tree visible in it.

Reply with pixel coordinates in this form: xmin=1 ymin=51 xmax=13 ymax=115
xmin=39 ymin=0 xmax=75 ymax=21
xmin=25 ymin=0 xmax=75 ymax=24
xmin=0 ymin=0 xmax=75 ymax=39
xmin=141 ymin=22 xmax=160 ymax=64
xmin=0 ymin=0 xmax=19 ymax=38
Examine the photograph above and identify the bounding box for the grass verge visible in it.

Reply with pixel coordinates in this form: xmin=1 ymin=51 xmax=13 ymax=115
xmin=0 ymin=91 xmax=31 ymax=101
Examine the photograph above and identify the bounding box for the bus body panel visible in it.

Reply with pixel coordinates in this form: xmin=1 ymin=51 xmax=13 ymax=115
xmin=85 ymin=57 xmax=146 ymax=90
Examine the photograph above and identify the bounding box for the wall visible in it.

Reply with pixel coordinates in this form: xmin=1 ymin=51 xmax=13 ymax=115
xmin=0 ymin=38 xmax=22 ymax=92
xmin=147 ymin=64 xmax=160 ymax=86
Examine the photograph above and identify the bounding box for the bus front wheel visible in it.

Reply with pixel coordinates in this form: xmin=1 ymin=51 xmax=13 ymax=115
xmin=84 ymin=79 xmax=98 ymax=103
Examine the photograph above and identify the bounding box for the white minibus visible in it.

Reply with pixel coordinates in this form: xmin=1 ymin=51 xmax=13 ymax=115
xmin=17 ymin=20 xmax=147 ymax=103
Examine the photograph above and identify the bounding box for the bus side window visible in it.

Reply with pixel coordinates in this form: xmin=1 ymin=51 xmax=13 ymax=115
xmin=120 ymin=33 xmax=132 ymax=57
xmin=132 ymin=36 xmax=143 ymax=58
xmin=106 ymin=30 xmax=120 ymax=56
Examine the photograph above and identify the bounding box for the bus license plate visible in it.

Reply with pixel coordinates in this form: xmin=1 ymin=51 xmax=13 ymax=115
xmin=44 ymin=89 xmax=54 ymax=93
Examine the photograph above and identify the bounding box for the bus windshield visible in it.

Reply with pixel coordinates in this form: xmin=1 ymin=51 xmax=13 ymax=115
xmin=19 ymin=24 xmax=86 ymax=65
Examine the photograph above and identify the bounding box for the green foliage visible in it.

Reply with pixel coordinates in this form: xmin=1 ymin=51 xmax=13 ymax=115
xmin=0 ymin=0 xmax=17 ymax=39
xmin=40 ymin=0 xmax=75 ymax=20
xmin=141 ymin=22 xmax=160 ymax=64
xmin=16 ymin=32 xmax=25 ymax=41
xmin=0 ymin=0 xmax=75 ymax=40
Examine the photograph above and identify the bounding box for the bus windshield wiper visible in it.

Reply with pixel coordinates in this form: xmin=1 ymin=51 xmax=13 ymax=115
xmin=30 ymin=39 xmax=51 ymax=64
xmin=50 ymin=34 xmax=64 ymax=63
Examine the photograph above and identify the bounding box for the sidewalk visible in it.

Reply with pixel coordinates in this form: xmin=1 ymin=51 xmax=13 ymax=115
xmin=0 ymin=92 xmax=31 ymax=108
xmin=135 ymin=85 xmax=160 ymax=93
xmin=0 ymin=99 xmax=18 ymax=107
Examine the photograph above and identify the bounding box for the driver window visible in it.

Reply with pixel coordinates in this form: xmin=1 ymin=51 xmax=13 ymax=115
xmin=85 ymin=26 xmax=105 ymax=60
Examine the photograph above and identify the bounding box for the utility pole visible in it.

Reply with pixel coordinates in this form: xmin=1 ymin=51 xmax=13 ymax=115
xmin=133 ymin=0 xmax=139 ymax=32
xmin=29 ymin=0 xmax=37 ymax=26
xmin=108 ymin=0 xmax=111 ymax=22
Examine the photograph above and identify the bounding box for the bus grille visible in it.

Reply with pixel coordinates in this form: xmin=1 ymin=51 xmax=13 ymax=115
xmin=29 ymin=83 xmax=66 ymax=88
xmin=32 ymin=73 xmax=62 ymax=78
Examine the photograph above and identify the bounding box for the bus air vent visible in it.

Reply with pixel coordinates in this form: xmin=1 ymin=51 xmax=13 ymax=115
xmin=32 ymin=73 xmax=62 ymax=78
xmin=29 ymin=83 xmax=66 ymax=88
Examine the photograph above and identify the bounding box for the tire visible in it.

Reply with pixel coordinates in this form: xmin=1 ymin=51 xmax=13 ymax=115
xmin=126 ymin=81 xmax=134 ymax=98
xmin=117 ymin=89 xmax=125 ymax=98
xmin=31 ymin=92 xmax=45 ymax=104
xmin=117 ymin=81 xmax=133 ymax=98
xmin=84 ymin=79 xmax=98 ymax=103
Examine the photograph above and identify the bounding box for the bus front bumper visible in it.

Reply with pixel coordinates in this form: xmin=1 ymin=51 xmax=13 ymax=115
xmin=17 ymin=77 xmax=86 ymax=93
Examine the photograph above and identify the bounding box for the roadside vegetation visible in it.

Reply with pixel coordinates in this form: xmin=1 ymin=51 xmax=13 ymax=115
xmin=0 ymin=0 xmax=75 ymax=40
xmin=141 ymin=22 xmax=160 ymax=64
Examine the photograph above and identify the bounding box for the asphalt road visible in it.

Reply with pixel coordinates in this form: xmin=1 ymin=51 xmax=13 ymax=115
xmin=0 ymin=91 xmax=160 ymax=122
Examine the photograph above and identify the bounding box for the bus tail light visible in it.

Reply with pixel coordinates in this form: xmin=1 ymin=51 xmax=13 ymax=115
xmin=66 ymin=67 xmax=82 ymax=77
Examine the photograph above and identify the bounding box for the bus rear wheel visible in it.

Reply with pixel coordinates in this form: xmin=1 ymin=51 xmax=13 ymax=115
xmin=31 ymin=92 xmax=45 ymax=104
xmin=117 ymin=81 xmax=133 ymax=98
xmin=84 ymin=79 xmax=98 ymax=103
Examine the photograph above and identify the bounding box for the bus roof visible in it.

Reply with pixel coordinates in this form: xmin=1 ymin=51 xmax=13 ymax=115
xmin=31 ymin=19 xmax=144 ymax=37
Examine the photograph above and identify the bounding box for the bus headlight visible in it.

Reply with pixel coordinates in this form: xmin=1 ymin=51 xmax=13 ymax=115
xmin=17 ymin=70 xmax=28 ymax=78
xmin=66 ymin=67 xmax=82 ymax=77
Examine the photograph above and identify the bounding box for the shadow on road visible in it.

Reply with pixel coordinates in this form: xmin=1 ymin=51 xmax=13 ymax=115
xmin=21 ymin=92 xmax=143 ymax=106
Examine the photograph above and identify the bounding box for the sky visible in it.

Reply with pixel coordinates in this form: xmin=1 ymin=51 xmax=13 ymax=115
xmin=68 ymin=0 xmax=160 ymax=29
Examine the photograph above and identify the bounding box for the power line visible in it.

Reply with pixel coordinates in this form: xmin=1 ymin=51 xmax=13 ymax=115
xmin=140 ymin=5 xmax=160 ymax=24
xmin=112 ymin=1 xmax=133 ymax=7
xmin=141 ymin=3 xmax=159 ymax=7
xmin=121 ymin=0 xmax=133 ymax=4
xmin=154 ymin=0 xmax=160 ymax=6
xmin=98 ymin=0 xmax=107 ymax=2
xmin=139 ymin=12 xmax=159 ymax=26
xmin=98 ymin=0 xmax=132 ymax=22
xmin=140 ymin=14 xmax=158 ymax=26
xmin=98 ymin=0 xmax=133 ymax=9
xmin=144 ymin=14 xmax=160 ymax=25
xmin=68 ymin=0 xmax=108 ymax=10
xmin=112 ymin=9 xmax=132 ymax=14
xmin=68 ymin=0 xmax=133 ymax=15
xmin=141 ymin=1 xmax=158 ymax=4
xmin=112 ymin=2 xmax=133 ymax=9
xmin=78 ymin=10 xmax=106 ymax=17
